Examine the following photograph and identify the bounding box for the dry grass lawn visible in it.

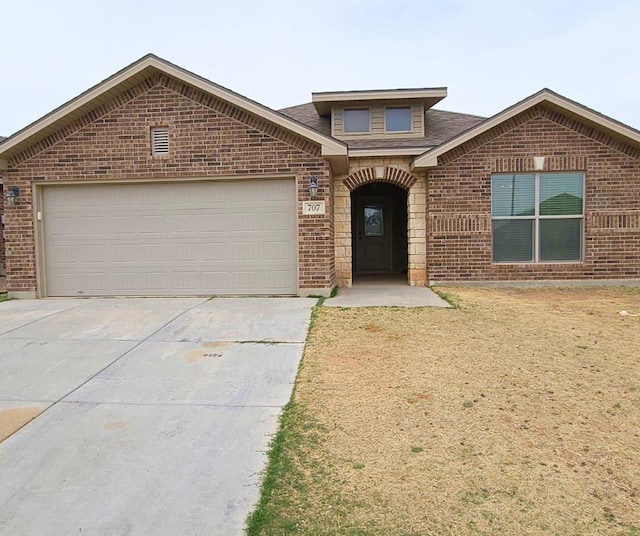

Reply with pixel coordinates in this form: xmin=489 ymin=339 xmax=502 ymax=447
xmin=248 ymin=287 xmax=640 ymax=535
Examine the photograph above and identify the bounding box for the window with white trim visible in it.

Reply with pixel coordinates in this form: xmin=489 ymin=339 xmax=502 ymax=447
xmin=491 ymin=172 xmax=584 ymax=263
xmin=151 ymin=127 xmax=169 ymax=156
xmin=384 ymin=107 xmax=412 ymax=132
xmin=343 ymin=108 xmax=370 ymax=133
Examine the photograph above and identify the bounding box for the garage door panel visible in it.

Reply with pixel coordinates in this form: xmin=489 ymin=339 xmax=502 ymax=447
xmin=263 ymin=241 xmax=293 ymax=260
xmin=42 ymin=180 xmax=298 ymax=296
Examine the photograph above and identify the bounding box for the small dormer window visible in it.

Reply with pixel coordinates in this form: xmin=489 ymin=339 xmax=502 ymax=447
xmin=385 ymin=107 xmax=412 ymax=132
xmin=343 ymin=109 xmax=370 ymax=133
xmin=151 ymin=127 xmax=169 ymax=156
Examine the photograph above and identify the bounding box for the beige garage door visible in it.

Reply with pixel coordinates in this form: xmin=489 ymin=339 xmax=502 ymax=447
xmin=42 ymin=179 xmax=298 ymax=296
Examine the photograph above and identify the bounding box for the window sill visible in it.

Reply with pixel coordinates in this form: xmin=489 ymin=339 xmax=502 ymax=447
xmin=492 ymin=260 xmax=584 ymax=265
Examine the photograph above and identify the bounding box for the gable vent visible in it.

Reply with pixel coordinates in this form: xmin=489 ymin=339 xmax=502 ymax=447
xmin=151 ymin=127 xmax=169 ymax=155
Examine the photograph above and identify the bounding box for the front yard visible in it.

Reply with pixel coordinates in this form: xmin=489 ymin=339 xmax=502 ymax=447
xmin=248 ymin=287 xmax=640 ymax=535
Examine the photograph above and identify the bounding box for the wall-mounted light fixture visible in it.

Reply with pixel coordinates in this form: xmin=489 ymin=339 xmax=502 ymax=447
xmin=309 ymin=176 xmax=319 ymax=198
xmin=4 ymin=186 xmax=19 ymax=206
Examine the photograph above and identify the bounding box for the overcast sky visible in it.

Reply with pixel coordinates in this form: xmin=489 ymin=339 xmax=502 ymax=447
xmin=1 ymin=0 xmax=638 ymax=137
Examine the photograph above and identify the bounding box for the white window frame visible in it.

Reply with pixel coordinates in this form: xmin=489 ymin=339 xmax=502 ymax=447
xmin=491 ymin=172 xmax=585 ymax=264
xmin=384 ymin=106 xmax=412 ymax=133
xmin=343 ymin=108 xmax=370 ymax=134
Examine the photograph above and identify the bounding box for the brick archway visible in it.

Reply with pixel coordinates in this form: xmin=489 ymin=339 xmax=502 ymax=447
xmin=334 ymin=165 xmax=426 ymax=289
xmin=343 ymin=166 xmax=418 ymax=191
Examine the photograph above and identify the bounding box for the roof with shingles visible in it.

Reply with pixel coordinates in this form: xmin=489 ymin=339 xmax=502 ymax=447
xmin=423 ymin=109 xmax=487 ymax=146
xmin=278 ymin=103 xmax=485 ymax=150
xmin=278 ymin=103 xmax=331 ymax=136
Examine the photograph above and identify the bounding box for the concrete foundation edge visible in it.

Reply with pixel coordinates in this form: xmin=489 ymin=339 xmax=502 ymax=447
xmin=7 ymin=291 xmax=38 ymax=299
xmin=298 ymin=286 xmax=333 ymax=298
xmin=430 ymin=279 xmax=640 ymax=288
xmin=7 ymin=290 xmax=334 ymax=299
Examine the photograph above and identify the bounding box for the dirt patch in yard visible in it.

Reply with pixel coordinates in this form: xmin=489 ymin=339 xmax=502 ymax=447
xmin=0 ymin=407 xmax=45 ymax=443
xmin=250 ymin=287 xmax=640 ymax=535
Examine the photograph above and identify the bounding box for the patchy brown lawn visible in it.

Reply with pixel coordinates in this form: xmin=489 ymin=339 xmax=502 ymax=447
xmin=248 ymin=287 xmax=640 ymax=536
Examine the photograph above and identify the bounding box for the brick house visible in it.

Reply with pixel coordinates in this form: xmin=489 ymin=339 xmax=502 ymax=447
xmin=0 ymin=135 xmax=6 ymax=285
xmin=0 ymin=54 xmax=638 ymax=298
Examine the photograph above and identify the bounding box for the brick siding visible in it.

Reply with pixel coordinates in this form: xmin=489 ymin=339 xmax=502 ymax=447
xmin=4 ymin=82 xmax=639 ymax=293
xmin=427 ymin=104 xmax=640 ymax=282
xmin=3 ymin=75 xmax=334 ymax=295
xmin=0 ymin=181 xmax=5 ymax=276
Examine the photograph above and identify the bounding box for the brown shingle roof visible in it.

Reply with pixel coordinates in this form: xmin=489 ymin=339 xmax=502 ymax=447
xmin=278 ymin=102 xmax=331 ymax=136
xmin=423 ymin=109 xmax=486 ymax=146
xmin=278 ymin=103 xmax=484 ymax=150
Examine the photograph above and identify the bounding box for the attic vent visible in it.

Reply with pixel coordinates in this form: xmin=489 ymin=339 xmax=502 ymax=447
xmin=151 ymin=127 xmax=169 ymax=155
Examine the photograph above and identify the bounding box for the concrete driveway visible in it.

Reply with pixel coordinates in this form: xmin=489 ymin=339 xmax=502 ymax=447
xmin=0 ymin=297 xmax=315 ymax=535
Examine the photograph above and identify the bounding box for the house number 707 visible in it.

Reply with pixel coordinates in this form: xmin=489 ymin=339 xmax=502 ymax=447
xmin=302 ymin=201 xmax=326 ymax=215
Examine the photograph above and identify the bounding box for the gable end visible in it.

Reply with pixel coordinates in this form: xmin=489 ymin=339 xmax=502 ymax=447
xmin=437 ymin=104 xmax=640 ymax=167
xmin=0 ymin=55 xmax=347 ymax=172
xmin=9 ymin=74 xmax=325 ymax=168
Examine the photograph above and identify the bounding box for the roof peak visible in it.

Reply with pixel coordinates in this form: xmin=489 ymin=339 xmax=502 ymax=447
xmin=413 ymin=88 xmax=640 ymax=169
xmin=0 ymin=53 xmax=347 ymax=170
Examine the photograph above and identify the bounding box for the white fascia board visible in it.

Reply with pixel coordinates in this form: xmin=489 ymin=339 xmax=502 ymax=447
xmin=412 ymin=90 xmax=640 ymax=170
xmin=348 ymin=147 xmax=428 ymax=157
xmin=542 ymin=93 xmax=640 ymax=142
xmin=313 ymin=88 xmax=447 ymax=103
xmin=312 ymin=88 xmax=447 ymax=115
xmin=412 ymin=154 xmax=438 ymax=168
xmin=0 ymin=55 xmax=347 ymax=159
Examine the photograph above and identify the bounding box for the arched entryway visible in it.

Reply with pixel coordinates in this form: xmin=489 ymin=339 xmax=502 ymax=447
xmin=334 ymin=165 xmax=426 ymax=288
xmin=351 ymin=182 xmax=408 ymax=277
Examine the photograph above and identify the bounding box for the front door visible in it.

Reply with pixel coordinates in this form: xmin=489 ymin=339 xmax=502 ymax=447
xmin=356 ymin=196 xmax=392 ymax=272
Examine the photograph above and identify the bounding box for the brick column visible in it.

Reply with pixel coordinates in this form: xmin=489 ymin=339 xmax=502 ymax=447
xmin=334 ymin=177 xmax=352 ymax=287
xmin=407 ymin=176 xmax=427 ymax=286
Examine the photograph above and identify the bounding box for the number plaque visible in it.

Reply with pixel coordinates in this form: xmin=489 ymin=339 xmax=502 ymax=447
xmin=302 ymin=201 xmax=326 ymax=215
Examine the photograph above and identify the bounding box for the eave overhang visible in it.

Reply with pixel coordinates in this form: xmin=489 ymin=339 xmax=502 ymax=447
xmin=348 ymin=147 xmax=430 ymax=158
xmin=312 ymin=87 xmax=447 ymax=116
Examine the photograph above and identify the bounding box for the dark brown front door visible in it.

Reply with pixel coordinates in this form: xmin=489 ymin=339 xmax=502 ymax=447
xmin=356 ymin=196 xmax=392 ymax=272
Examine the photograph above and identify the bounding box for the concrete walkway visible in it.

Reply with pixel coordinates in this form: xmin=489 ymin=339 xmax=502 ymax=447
xmin=0 ymin=297 xmax=315 ymax=535
xmin=325 ymin=276 xmax=451 ymax=308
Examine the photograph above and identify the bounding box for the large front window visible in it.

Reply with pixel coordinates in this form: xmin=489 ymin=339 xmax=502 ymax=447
xmin=491 ymin=172 xmax=584 ymax=263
